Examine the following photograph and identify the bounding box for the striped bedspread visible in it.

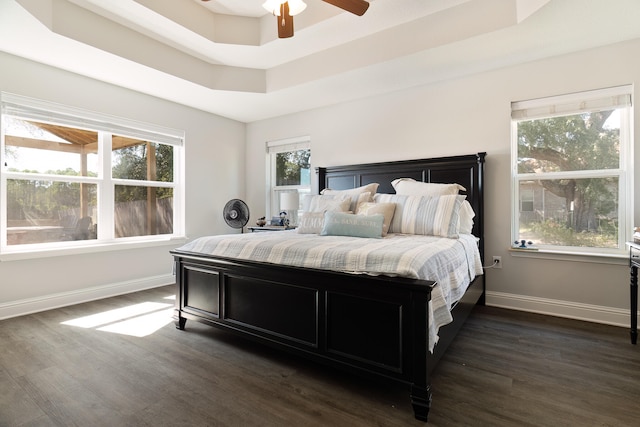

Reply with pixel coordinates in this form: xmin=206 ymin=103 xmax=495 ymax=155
xmin=176 ymin=231 xmax=483 ymax=352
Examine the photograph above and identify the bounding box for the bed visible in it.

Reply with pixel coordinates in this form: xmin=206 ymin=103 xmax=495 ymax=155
xmin=171 ymin=152 xmax=486 ymax=422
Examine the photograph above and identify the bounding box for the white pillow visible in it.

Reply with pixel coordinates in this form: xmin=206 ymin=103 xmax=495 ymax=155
xmin=391 ymin=178 xmax=465 ymax=196
xmin=459 ymin=201 xmax=475 ymax=234
xmin=321 ymin=183 xmax=379 ymax=211
xmin=374 ymin=194 xmax=466 ymax=238
xmin=297 ymin=212 xmax=326 ymax=234
xmin=303 ymin=194 xmax=351 ymax=213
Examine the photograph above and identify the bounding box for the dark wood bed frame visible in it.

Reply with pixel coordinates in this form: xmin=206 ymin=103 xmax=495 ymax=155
xmin=171 ymin=152 xmax=486 ymax=422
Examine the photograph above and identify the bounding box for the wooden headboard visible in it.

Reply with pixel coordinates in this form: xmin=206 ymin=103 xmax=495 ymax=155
xmin=317 ymin=153 xmax=486 ymax=261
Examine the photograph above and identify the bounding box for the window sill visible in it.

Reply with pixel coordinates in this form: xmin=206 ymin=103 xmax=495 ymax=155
xmin=508 ymin=247 xmax=627 ymax=266
xmin=0 ymin=236 xmax=188 ymax=262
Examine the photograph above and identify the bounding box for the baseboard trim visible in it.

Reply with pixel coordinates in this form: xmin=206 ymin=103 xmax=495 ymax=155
xmin=0 ymin=274 xmax=174 ymax=320
xmin=486 ymin=291 xmax=631 ymax=329
xmin=2 ymin=282 xmax=631 ymax=329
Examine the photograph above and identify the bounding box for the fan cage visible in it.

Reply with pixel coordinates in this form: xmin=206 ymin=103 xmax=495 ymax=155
xmin=223 ymin=199 xmax=249 ymax=229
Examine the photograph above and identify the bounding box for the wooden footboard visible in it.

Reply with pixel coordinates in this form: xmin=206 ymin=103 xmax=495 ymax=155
xmin=172 ymin=251 xmax=484 ymax=422
xmin=172 ymin=251 xmax=443 ymax=419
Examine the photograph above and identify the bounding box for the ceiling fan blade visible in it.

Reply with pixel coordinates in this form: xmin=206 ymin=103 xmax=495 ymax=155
xmin=322 ymin=0 xmax=369 ymax=16
xmin=277 ymin=2 xmax=294 ymax=38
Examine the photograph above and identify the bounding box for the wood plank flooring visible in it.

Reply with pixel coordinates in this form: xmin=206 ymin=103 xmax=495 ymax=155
xmin=1 ymin=285 xmax=639 ymax=426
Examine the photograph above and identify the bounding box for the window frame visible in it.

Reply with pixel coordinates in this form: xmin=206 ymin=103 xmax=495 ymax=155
xmin=265 ymin=136 xmax=311 ymax=220
xmin=510 ymin=85 xmax=633 ymax=257
xmin=1 ymin=92 xmax=185 ymax=258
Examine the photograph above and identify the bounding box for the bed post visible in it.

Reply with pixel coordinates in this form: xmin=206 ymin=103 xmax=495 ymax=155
xmin=173 ymin=258 xmax=186 ymax=330
xmin=476 ymin=152 xmax=486 ymax=305
xmin=316 ymin=166 xmax=327 ymax=193
xmin=410 ymin=289 xmax=432 ymax=422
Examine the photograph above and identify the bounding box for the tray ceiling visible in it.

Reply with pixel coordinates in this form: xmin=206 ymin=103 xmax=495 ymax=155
xmin=1 ymin=0 xmax=640 ymax=122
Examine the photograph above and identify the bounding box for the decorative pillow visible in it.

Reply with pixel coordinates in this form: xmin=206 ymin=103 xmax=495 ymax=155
xmin=353 ymin=192 xmax=373 ymax=211
xmin=303 ymin=194 xmax=351 ymax=213
xmin=355 ymin=202 xmax=396 ymax=236
xmin=374 ymin=194 xmax=466 ymax=238
xmin=320 ymin=211 xmax=384 ymax=239
xmin=296 ymin=212 xmax=326 ymax=234
xmin=459 ymin=201 xmax=475 ymax=234
xmin=391 ymin=178 xmax=465 ymax=196
xmin=321 ymin=183 xmax=379 ymax=211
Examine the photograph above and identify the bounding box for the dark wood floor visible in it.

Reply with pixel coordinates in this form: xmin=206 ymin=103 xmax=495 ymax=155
xmin=1 ymin=285 xmax=638 ymax=426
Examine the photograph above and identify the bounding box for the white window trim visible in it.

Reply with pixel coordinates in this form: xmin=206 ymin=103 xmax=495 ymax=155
xmin=510 ymin=85 xmax=634 ymax=257
xmin=1 ymin=92 xmax=186 ymax=258
xmin=265 ymin=136 xmax=311 ymax=218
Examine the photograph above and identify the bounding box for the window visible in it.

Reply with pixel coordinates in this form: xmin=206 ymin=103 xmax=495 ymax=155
xmin=1 ymin=93 xmax=184 ymax=253
xmin=511 ymin=85 xmax=632 ymax=255
xmin=520 ymin=188 xmax=534 ymax=212
xmin=266 ymin=137 xmax=311 ymax=223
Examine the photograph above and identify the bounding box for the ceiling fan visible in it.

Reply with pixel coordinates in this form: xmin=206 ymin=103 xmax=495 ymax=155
xmin=271 ymin=0 xmax=370 ymax=38
xmin=201 ymin=1 xmax=370 ymax=39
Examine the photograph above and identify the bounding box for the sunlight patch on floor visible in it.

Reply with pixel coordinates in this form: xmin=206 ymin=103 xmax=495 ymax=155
xmin=61 ymin=296 xmax=175 ymax=337
xmin=97 ymin=307 xmax=174 ymax=337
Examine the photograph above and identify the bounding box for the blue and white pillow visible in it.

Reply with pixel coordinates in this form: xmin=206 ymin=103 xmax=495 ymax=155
xmin=374 ymin=194 xmax=466 ymax=238
xmin=320 ymin=211 xmax=384 ymax=239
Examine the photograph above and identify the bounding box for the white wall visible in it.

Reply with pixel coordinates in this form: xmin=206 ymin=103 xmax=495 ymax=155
xmin=0 ymin=52 xmax=246 ymax=318
xmin=2 ymin=36 xmax=638 ymax=328
xmin=247 ymin=38 xmax=640 ymax=327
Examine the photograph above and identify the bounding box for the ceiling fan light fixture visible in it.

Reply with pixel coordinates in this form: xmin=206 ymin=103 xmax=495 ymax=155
xmin=262 ymin=0 xmax=283 ymax=16
xmin=263 ymin=0 xmax=306 ymax=17
xmin=266 ymin=0 xmax=368 ymax=39
xmin=287 ymin=0 xmax=307 ymax=16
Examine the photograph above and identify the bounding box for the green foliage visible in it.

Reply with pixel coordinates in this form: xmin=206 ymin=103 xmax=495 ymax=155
xmin=276 ymin=149 xmax=310 ymax=186
xmin=518 ymin=111 xmax=619 ymax=172
xmin=7 ymin=141 xmax=174 ymax=220
xmin=517 ymin=111 xmax=620 ymax=234
xmin=527 ymin=219 xmax=618 ymax=249
xmin=112 ymin=142 xmax=173 ymax=201
xmin=6 ymin=176 xmax=96 ymax=221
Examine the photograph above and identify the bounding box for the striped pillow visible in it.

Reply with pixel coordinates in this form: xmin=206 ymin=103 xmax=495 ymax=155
xmin=374 ymin=194 xmax=466 ymax=238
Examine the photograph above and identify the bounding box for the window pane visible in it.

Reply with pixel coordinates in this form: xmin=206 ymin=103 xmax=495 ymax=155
xmin=112 ymin=137 xmax=173 ymax=182
xmin=115 ymin=185 xmax=173 ymax=237
xmin=520 ymin=189 xmax=534 ymax=212
xmin=517 ymin=110 xmax=620 ymax=173
xmin=518 ymin=178 xmax=618 ymax=248
xmin=6 ymin=179 xmax=97 ymax=245
xmin=275 ymin=149 xmax=310 ymax=186
xmin=3 ymin=118 xmax=98 ymax=176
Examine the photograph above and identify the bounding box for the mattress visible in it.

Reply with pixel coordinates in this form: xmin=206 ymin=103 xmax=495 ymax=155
xmin=177 ymin=231 xmax=483 ymax=351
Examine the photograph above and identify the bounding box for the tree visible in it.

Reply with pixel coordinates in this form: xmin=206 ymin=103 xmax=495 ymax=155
xmin=276 ymin=149 xmax=311 ymax=186
xmin=517 ymin=110 xmax=619 ymax=232
xmin=6 ymin=168 xmax=97 ymax=222
xmin=112 ymin=142 xmax=174 ymax=201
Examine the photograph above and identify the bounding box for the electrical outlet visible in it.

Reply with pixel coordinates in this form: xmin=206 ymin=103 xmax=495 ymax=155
xmin=492 ymin=256 xmax=502 ymax=269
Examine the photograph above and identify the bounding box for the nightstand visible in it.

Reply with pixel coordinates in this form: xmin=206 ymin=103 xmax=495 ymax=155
xmin=248 ymin=226 xmax=297 ymax=232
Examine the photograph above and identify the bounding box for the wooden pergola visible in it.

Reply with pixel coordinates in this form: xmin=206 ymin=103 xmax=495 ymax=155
xmin=5 ymin=121 xmax=158 ymax=233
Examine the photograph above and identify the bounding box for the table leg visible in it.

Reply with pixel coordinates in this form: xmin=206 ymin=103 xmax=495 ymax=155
xmin=631 ymin=265 xmax=638 ymax=345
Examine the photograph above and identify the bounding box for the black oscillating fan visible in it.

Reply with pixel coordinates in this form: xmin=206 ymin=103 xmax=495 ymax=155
xmin=223 ymin=199 xmax=250 ymax=232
